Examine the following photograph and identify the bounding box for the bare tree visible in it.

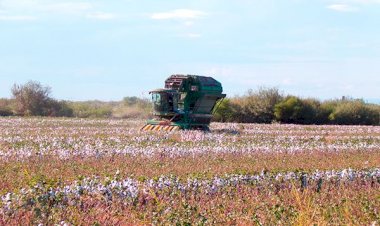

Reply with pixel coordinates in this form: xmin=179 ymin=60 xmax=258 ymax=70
xmin=11 ymin=81 xmax=52 ymax=116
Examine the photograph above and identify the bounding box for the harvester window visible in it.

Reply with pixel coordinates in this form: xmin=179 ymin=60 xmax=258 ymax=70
xmin=152 ymin=92 xmax=167 ymax=112
xmin=168 ymin=94 xmax=173 ymax=111
xmin=152 ymin=93 xmax=161 ymax=104
xmin=177 ymin=93 xmax=186 ymax=111
xmin=172 ymin=94 xmax=178 ymax=110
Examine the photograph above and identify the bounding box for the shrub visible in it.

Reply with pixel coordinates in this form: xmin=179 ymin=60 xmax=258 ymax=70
xmin=112 ymin=96 xmax=151 ymax=119
xmin=11 ymin=81 xmax=52 ymax=116
xmin=10 ymin=81 xmax=72 ymax=117
xmin=0 ymin=107 xmax=13 ymax=116
xmin=213 ymin=98 xmax=235 ymax=122
xmin=46 ymin=100 xmax=74 ymax=117
xmin=303 ymin=98 xmax=328 ymax=125
xmin=68 ymin=101 xmax=114 ymax=118
xmin=316 ymin=101 xmax=338 ymax=124
xmin=112 ymin=106 xmax=150 ymax=119
xmin=0 ymin=98 xmax=14 ymax=116
xmin=329 ymin=100 xmax=380 ymax=125
xmin=274 ymin=96 xmax=317 ymax=124
xmin=230 ymin=87 xmax=283 ymax=123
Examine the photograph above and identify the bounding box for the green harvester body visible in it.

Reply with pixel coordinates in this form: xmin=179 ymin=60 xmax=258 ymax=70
xmin=141 ymin=74 xmax=226 ymax=131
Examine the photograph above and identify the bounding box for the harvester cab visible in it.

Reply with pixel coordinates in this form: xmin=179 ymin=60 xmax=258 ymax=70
xmin=141 ymin=74 xmax=226 ymax=131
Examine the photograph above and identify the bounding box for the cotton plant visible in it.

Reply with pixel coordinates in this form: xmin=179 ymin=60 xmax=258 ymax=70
xmin=2 ymin=168 xmax=379 ymax=216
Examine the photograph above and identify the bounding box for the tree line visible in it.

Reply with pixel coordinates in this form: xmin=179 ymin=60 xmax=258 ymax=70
xmin=0 ymin=81 xmax=150 ymax=119
xmin=213 ymin=87 xmax=380 ymax=125
xmin=0 ymin=81 xmax=379 ymax=125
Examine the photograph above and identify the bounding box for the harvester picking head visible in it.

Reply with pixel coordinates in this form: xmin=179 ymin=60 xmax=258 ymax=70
xmin=141 ymin=74 xmax=226 ymax=131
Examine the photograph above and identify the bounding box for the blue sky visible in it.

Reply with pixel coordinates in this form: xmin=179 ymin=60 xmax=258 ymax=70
xmin=0 ymin=0 xmax=379 ymax=102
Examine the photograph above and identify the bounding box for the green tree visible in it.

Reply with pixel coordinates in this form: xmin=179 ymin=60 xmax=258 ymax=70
xmin=316 ymin=100 xmax=338 ymax=124
xmin=274 ymin=96 xmax=317 ymax=124
xmin=230 ymin=87 xmax=283 ymax=123
xmin=329 ymin=100 xmax=380 ymax=125
xmin=213 ymin=98 xmax=235 ymax=122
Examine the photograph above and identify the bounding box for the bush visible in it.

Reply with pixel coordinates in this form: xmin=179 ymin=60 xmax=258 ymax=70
xmin=368 ymin=105 xmax=380 ymax=125
xmin=0 ymin=98 xmax=14 ymax=116
xmin=124 ymin=96 xmax=151 ymax=111
xmin=213 ymin=98 xmax=235 ymax=122
xmin=112 ymin=96 xmax=151 ymax=119
xmin=112 ymin=106 xmax=149 ymax=119
xmin=68 ymin=101 xmax=114 ymax=118
xmin=274 ymin=96 xmax=318 ymax=124
xmin=0 ymin=107 xmax=13 ymax=116
xmin=315 ymin=101 xmax=338 ymax=124
xmin=229 ymin=87 xmax=283 ymax=123
xmin=10 ymin=81 xmax=73 ymax=117
xmin=11 ymin=81 xmax=53 ymax=116
xmin=329 ymin=100 xmax=380 ymax=125
xmin=46 ymin=100 xmax=74 ymax=117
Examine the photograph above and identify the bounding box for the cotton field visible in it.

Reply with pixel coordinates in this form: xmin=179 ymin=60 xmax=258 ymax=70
xmin=0 ymin=118 xmax=379 ymax=225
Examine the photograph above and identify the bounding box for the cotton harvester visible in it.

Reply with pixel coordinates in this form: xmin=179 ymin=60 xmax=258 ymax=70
xmin=141 ymin=74 xmax=226 ymax=131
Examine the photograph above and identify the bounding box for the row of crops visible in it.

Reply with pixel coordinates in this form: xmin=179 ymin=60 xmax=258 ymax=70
xmin=0 ymin=118 xmax=379 ymax=225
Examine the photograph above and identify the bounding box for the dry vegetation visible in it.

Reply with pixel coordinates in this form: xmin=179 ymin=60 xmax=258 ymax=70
xmin=0 ymin=118 xmax=379 ymax=225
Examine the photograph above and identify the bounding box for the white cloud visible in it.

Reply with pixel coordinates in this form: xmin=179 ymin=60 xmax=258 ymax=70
xmin=86 ymin=12 xmax=116 ymax=20
xmin=0 ymin=15 xmax=36 ymax=21
xmin=327 ymin=4 xmax=358 ymax=12
xmin=151 ymin=9 xmax=207 ymax=20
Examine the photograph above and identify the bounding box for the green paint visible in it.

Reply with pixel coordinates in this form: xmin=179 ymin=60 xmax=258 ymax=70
xmin=146 ymin=75 xmax=226 ymax=130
